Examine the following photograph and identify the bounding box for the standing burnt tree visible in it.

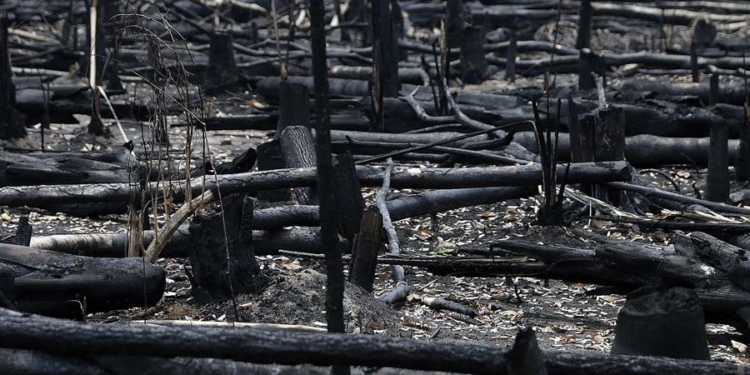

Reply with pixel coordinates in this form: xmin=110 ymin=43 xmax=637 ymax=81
xmin=310 ymin=0 xmax=346 ymax=352
xmin=0 ymin=14 xmax=25 ymax=140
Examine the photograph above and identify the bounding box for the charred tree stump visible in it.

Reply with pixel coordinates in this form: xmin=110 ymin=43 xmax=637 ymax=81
xmin=332 ymin=152 xmax=366 ymax=247
xmin=187 ymin=194 xmax=259 ymax=302
xmin=460 ymin=25 xmax=487 ymax=85
xmin=593 ymin=108 xmax=626 ymax=163
xmin=276 ymin=81 xmax=310 ymax=137
xmin=575 ymin=0 xmax=592 ymax=50
xmin=738 ymin=104 xmax=750 ymax=182
xmin=348 ymin=207 xmax=382 ymax=292
xmin=690 ymin=42 xmax=699 ymax=83
xmin=0 ymin=15 xmax=25 ymax=140
xmin=280 ymin=126 xmax=318 ymax=205
xmin=255 ymin=141 xmax=292 ymax=202
xmin=612 ymin=287 xmax=710 ymax=360
xmin=590 ymin=107 xmax=626 ymax=204
xmin=203 ymin=30 xmax=239 ymax=94
xmin=568 ymin=99 xmax=595 ymax=165
xmin=11 ymin=216 xmax=31 ymax=247
xmin=505 ymin=31 xmax=517 ymax=82
xmin=506 ymin=328 xmax=548 ymax=375
xmin=709 ymin=74 xmax=720 ymax=106
xmin=706 ymin=121 xmax=729 ymax=202
xmin=578 ymin=48 xmax=599 ymax=90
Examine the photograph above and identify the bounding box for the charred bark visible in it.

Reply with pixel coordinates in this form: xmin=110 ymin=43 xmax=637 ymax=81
xmin=0 ymin=308 xmax=744 ymax=375
xmin=188 ymin=194 xmax=259 ymax=301
xmin=348 ymin=207 xmax=382 ymax=292
xmin=280 ymin=126 xmax=319 ymax=205
xmin=0 ymin=244 xmax=164 ymax=318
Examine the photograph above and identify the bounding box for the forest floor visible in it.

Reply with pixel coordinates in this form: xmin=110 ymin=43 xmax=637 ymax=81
xmin=2 ymin=72 xmax=748 ymax=365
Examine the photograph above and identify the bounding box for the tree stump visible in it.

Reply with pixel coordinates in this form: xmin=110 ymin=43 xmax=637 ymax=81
xmin=706 ymin=121 xmax=729 ymax=202
xmin=332 ymin=152 xmax=366 ymax=247
xmin=280 ymin=126 xmax=318 ymax=205
xmin=349 ymin=207 xmax=382 ymax=292
xmin=460 ymin=25 xmax=487 ymax=85
xmin=612 ymin=287 xmax=710 ymax=360
xmin=276 ymin=81 xmax=310 ymax=137
xmin=203 ymin=30 xmax=239 ymax=94
xmin=256 ymin=141 xmax=292 ymax=202
xmin=188 ymin=194 xmax=260 ymax=302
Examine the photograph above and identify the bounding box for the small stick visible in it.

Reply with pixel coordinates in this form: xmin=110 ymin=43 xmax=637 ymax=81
xmin=143 ymin=190 xmax=214 ymax=263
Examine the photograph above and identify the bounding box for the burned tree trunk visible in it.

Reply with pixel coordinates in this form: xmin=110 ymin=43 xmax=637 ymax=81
xmin=310 ymin=0 xmax=347 ymax=341
xmin=505 ymin=32 xmax=517 ymax=82
xmin=460 ymin=25 xmax=487 ymax=84
xmin=579 ymin=48 xmax=599 ymax=90
xmin=706 ymin=121 xmax=729 ymax=202
xmin=575 ymin=0 xmax=592 ymax=50
xmin=255 ymin=140 xmax=292 ymax=202
xmin=276 ymin=81 xmax=310 ymax=137
xmin=0 ymin=15 xmax=25 ymax=140
xmin=612 ymin=287 xmax=710 ymax=360
xmin=203 ymin=29 xmax=239 ymax=94
xmin=0 ymin=307 xmax=744 ymax=375
xmin=188 ymin=194 xmax=260 ymax=301
xmin=332 ymin=152 xmax=366 ymax=247
xmin=348 ymin=207 xmax=382 ymax=292
xmin=280 ymin=126 xmax=319 ymax=205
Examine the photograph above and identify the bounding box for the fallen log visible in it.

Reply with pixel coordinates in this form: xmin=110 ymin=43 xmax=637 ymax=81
xmin=29 ymin=185 xmax=534 ymax=258
xmin=605 ymin=181 xmax=750 ymax=216
xmin=489 ymin=231 xmax=750 ymax=334
xmin=619 ymin=79 xmax=750 ymax=106
xmin=0 ymin=161 xmax=631 ymax=209
xmin=0 ymin=308 xmax=744 ymax=375
xmin=0 ymin=151 xmax=139 ymax=185
xmin=333 ymin=130 xmax=742 ymax=167
xmin=29 ymin=226 xmax=344 ymax=258
xmin=0 ymin=348 xmax=350 ymax=375
xmin=0 ymin=244 xmax=165 ymax=317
